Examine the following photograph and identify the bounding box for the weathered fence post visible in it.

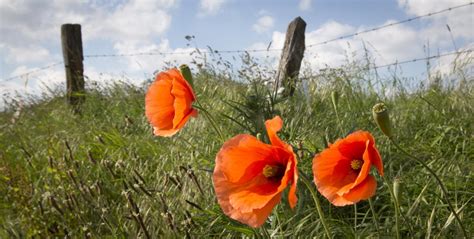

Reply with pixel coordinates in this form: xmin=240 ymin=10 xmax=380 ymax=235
xmin=275 ymin=17 xmax=306 ymax=97
xmin=61 ymin=24 xmax=85 ymax=108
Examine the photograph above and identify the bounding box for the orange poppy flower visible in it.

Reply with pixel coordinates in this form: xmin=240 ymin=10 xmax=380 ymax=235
xmin=145 ymin=68 xmax=197 ymax=137
xmin=312 ymin=131 xmax=383 ymax=206
xmin=213 ymin=116 xmax=298 ymax=228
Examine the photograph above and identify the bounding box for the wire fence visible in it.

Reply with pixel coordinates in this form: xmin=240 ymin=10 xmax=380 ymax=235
xmin=370 ymin=49 xmax=472 ymax=70
xmin=83 ymin=2 xmax=473 ymax=57
xmin=1 ymin=62 xmax=63 ymax=83
xmin=1 ymin=2 xmax=472 ymax=83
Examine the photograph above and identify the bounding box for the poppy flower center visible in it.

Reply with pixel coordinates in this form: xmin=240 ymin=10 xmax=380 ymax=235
xmin=350 ymin=159 xmax=363 ymax=170
xmin=262 ymin=164 xmax=285 ymax=180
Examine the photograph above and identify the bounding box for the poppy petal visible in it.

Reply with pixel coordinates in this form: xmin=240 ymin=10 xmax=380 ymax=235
xmin=265 ymin=116 xmax=288 ymax=149
xmin=174 ymin=109 xmax=198 ymax=130
xmin=336 ymin=140 xmax=372 ymax=195
xmin=168 ymin=68 xmax=196 ymax=99
xmin=344 ymin=175 xmax=377 ymax=202
xmin=369 ymin=141 xmax=384 ymax=176
xmin=215 ymin=135 xmax=292 ymax=212
xmin=331 ymin=175 xmax=377 ymax=206
xmin=330 ymin=194 xmax=353 ymax=206
xmin=145 ymin=68 xmax=197 ymax=137
xmin=213 ymin=158 xmax=282 ymax=220
xmin=171 ymin=74 xmax=196 ymax=128
xmin=214 ymin=116 xmax=298 ymax=227
xmin=313 ymin=148 xmax=357 ymax=199
xmin=336 ymin=131 xmax=371 ymax=160
xmin=288 ymin=170 xmax=298 ymax=208
xmin=228 ymin=178 xmax=281 ymax=213
xmin=145 ymin=72 xmax=174 ymax=132
xmin=215 ymin=134 xmax=277 ymax=184
xmin=313 ymin=131 xmax=383 ymax=206
xmin=153 ymin=127 xmax=179 ymax=137
xmin=216 ymin=186 xmax=282 ymax=228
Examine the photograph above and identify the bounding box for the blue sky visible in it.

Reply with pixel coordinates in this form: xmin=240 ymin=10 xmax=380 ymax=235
xmin=0 ymin=0 xmax=472 ymax=97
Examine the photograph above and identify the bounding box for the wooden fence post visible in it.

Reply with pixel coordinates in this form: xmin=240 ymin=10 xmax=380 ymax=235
xmin=61 ymin=24 xmax=85 ymax=108
xmin=275 ymin=17 xmax=306 ymax=97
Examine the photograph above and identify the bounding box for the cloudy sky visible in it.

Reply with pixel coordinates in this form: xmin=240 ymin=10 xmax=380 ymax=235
xmin=0 ymin=0 xmax=472 ymax=97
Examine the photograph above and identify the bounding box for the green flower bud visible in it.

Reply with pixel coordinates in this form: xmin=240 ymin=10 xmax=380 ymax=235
xmin=179 ymin=64 xmax=193 ymax=87
xmin=372 ymin=103 xmax=393 ymax=138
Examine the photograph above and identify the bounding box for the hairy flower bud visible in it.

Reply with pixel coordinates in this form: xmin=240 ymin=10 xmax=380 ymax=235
xmin=372 ymin=103 xmax=393 ymax=138
xmin=179 ymin=64 xmax=193 ymax=86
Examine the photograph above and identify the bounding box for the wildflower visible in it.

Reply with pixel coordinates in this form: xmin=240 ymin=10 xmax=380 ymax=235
xmin=312 ymin=131 xmax=383 ymax=206
xmin=145 ymin=68 xmax=197 ymax=137
xmin=213 ymin=116 xmax=297 ymax=228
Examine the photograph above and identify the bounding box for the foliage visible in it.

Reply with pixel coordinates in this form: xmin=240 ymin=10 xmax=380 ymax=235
xmin=0 ymin=59 xmax=473 ymax=238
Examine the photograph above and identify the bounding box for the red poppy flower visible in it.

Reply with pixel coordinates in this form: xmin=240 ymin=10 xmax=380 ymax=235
xmin=213 ymin=116 xmax=298 ymax=228
xmin=312 ymin=131 xmax=383 ymax=206
xmin=145 ymin=68 xmax=197 ymax=137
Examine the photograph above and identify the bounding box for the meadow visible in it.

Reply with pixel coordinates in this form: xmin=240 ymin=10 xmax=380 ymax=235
xmin=0 ymin=56 xmax=472 ymax=238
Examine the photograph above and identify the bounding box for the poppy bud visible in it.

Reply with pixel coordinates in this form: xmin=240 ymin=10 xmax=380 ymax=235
xmin=331 ymin=91 xmax=339 ymax=109
xmin=179 ymin=64 xmax=193 ymax=86
xmin=372 ymin=103 xmax=393 ymax=138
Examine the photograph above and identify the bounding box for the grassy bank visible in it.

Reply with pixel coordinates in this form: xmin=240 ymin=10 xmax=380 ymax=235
xmin=1 ymin=65 xmax=472 ymax=238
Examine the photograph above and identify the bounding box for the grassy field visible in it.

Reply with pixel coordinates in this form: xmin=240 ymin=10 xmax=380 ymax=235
xmin=0 ymin=61 xmax=473 ymax=238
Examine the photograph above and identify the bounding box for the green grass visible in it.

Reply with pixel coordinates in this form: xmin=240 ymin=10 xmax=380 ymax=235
xmin=0 ymin=63 xmax=472 ymax=238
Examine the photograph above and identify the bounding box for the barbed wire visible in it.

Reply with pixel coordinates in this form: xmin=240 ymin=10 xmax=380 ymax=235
xmin=83 ymin=2 xmax=473 ymax=58
xmin=306 ymin=2 xmax=473 ymax=48
xmin=299 ymin=49 xmax=473 ymax=79
xmin=0 ymin=2 xmax=472 ymax=82
xmin=0 ymin=61 xmax=63 ymax=82
xmin=370 ymin=49 xmax=472 ymax=70
xmin=2 ymin=49 xmax=470 ymax=83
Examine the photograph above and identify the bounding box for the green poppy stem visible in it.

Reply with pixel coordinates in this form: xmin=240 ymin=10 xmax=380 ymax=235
xmin=330 ymin=92 xmax=344 ymax=135
xmin=383 ymin=176 xmax=400 ymax=239
xmin=193 ymin=101 xmax=225 ymax=142
xmin=299 ymin=170 xmax=331 ymax=239
xmin=353 ymin=204 xmax=357 ymax=232
xmin=389 ymin=137 xmax=468 ymax=238
xmin=368 ymin=198 xmax=380 ymax=236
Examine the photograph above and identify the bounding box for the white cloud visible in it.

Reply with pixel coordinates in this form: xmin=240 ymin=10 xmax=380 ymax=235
xmin=0 ymin=63 xmax=145 ymax=110
xmin=398 ymin=0 xmax=473 ymax=47
xmin=0 ymin=0 xmax=183 ymax=101
xmin=353 ymin=20 xmax=423 ymax=64
xmin=244 ymin=0 xmax=472 ymax=75
xmin=398 ymin=0 xmax=469 ymax=15
xmin=249 ymin=19 xmax=427 ymax=71
xmin=299 ymin=0 xmax=312 ymax=11
xmin=1 ymin=63 xmax=65 ymax=99
xmin=0 ymin=0 xmax=178 ymax=64
xmin=98 ymin=0 xmax=174 ymax=42
xmin=304 ymin=21 xmax=357 ymax=68
xmin=253 ymin=16 xmax=275 ymax=34
xmin=199 ymin=0 xmax=227 ymax=16
xmin=113 ymin=39 xmax=204 ymax=74
xmin=6 ymin=45 xmax=51 ymax=63
xmin=244 ymin=31 xmax=285 ymax=69
xmin=431 ymin=43 xmax=473 ymax=76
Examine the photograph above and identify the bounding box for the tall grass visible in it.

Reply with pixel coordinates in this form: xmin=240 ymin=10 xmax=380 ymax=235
xmin=0 ymin=57 xmax=472 ymax=238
